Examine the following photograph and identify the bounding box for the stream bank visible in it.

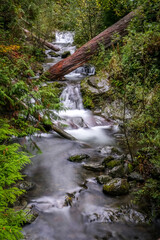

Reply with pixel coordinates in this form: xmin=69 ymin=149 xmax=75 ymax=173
xmin=21 ymin=32 xmax=160 ymax=240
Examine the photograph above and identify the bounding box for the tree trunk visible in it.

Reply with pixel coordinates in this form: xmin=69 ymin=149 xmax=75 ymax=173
xmin=47 ymin=10 xmax=135 ymax=80
xmin=14 ymin=97 xmax=76 ymax=140
xmin=23 ymin=28 xmax=60 ymax=52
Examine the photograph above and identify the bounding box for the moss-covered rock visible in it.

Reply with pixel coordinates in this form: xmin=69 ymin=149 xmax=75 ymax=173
xmin=23 ymin=206 xmax=38 ymax=224
xmin=103 ymin=178 xmax=129 ymax=196
xmin=109 ymin=165 xmax=125 ymax=178
xmin=68 ymin=154 xmax=90 ymax=162
xmin=102 ymin=156 xmax=114 ymax=166
xmin=16 ymin=181 xmax=35 ymax=191
xmin=105 ymin=160 xmax=121 ymax=169
xmin=97 ymin=175 xmax=112 ymax=184
xmin=48 ymin=51 xmax=60 ymax=57
xmin=61 ymin=51 xmax=71 ymax=58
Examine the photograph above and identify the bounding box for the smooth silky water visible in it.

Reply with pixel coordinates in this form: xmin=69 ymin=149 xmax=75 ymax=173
xmin=23 ymin=32 xmax=159 ymax=240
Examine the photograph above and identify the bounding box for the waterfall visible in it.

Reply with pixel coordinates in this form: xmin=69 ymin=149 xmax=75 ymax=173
xmin=44 ymin=31 xmax=115 ymax=145
xmin=60 ymin=83 xmax=83 ymax=110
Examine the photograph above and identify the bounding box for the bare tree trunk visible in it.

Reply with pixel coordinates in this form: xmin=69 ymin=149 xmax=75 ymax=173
xmin=23 ymin=28 xmax=60 ymax=52
xmin=46 ymin=10 xmax=135 ymax=80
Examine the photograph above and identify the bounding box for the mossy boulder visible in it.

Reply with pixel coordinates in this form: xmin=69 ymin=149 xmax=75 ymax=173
xmin=110 ymin=147 xmax=121 ymax=155
xmin=61 ymin=51 xmax=71 ymax=58
xmin=48 ymin=51 xmax=60 ymax=57
xmin=109 ymin=165 xmax=125 ymax=178
xmin=68 ymin=154 xmax=90 ymax=162
xmin=102 ymin=156 xmax=114 ymax=164
xmin=97 ymin=175 xmax=112 ymax=184
xmin=23 ymin=206 xmax=38 ymax=224
xmin=16 ymin=181 xmax=35 ymax=191
xmin=103 ymin=178 xmax=129 ymax=196
xmin=105 ymin=160 xmax=121 ymax=169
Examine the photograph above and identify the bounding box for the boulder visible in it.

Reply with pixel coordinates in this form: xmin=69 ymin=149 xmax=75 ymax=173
xmin=128 ymin=172 xmax=144 ymax=182
xmin=23 ymin=205 xmax=38 ymax=224
xmin=87 ymin=207 xmax=147 ymax=224
xmin=82 ymin=163 xmax=105 ymax=172
xmin=103 ymin=178 xmax=129 ymax=196
xmin=97 ymin=175 xmax=112 ymax=184
xmin=48 ymin=51 xmax=60 ymax=57
xmin=105 ymin=160 xmax=121 ymax=169
xmin=109 ymin=165 xmax=125 ymax=178
xmin=102 ymin=156 xmax=114 ymax=164
xmin=68 ymin=154 xmax=90 ymax=162
xmin=16 ymin=181 xmax=35 ymax=191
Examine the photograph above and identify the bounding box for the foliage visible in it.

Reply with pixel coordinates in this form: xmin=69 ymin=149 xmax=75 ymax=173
xmin=0 ymin=120 xmax=31 ymax=240
xmin=135 ymin=178 xmax=160 ymax=217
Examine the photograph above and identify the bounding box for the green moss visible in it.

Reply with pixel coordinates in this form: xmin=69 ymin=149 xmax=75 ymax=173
xmin=49 ymin=51 xmax=59 ymax=57
xmin=128 ymin=163 xmax=133 ymax=173
xmin=105 ymin=160 xmax=121 ymax=168
xmin=103 ymin=178 xmax=129 ymax=196
xmin=103 ymin=183 xmax=114 ymax=192
xmin=103 ymin=156 xmax=114 ymax=164
xmin=68 ymin=154 xmax=89 ymax=162
xmin=61 ymin=51 xmax=71 ymax=58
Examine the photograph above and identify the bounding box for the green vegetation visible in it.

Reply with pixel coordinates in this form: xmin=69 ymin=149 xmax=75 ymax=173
xmin=0 ymin=120 xmax=30 ymax=239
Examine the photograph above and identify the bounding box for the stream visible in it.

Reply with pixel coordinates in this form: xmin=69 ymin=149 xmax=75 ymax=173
xmin=23 ymin=32 xmax=159 ymax=240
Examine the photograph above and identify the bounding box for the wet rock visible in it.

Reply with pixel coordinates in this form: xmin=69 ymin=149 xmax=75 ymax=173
xmin=13 ymin=198 xmax=28 ymax=211
xmin=48 ymin=51 xmax=60 ymax=57
xmin=87 ymin=206 xmax=147 ymax=224
xmin=102 ymin=100 xmax=132 ymax=120
xmin=23 ymin=205 xmax=38 ymax=224
xmin=99 ymin=146 xmax=113 ymax=155
xmin=128 ymin=172 xmax=144 ymax=182
xmin=109 ymin=165 xmax=125 ymax=178
xmin=68 ymin=154 xmax=90 ymax=162
xmin=110 ymin=147 xmax=121 ymax=155
xmin=61 ymin=51 xmax=71 ymax=58
xmin=82 ymin=163 xmax=105 ymax=172
xmin=16 ymin=181 xmax=36 ymax=191
xmin=87 ymin=75 xmax=109 ymax=93
xmin=105 ymin=160 xmax=121 ymax=169
xmin=97 ymin=175 xmax=112 ymax=184
xmin=103 ymin=178 xmax=129 ymax=196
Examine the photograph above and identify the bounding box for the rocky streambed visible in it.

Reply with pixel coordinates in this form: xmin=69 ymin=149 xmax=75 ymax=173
xmin=18 ymin=32 xmax=160 ymax=240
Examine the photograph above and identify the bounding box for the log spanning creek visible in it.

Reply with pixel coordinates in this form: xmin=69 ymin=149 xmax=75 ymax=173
xmin=23 ymin=32 xmax=160 ymax=240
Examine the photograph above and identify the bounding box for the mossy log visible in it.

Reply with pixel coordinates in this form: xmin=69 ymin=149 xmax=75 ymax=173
xmin=23 ymin=28 xmax=60 ymax=52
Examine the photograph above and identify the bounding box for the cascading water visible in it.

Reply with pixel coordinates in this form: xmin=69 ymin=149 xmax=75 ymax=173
xmin=23 ymin=32 xmax=158 ymax=240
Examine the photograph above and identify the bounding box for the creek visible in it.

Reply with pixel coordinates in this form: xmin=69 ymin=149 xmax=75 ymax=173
xmin=23 ymin=32 xmax=159 ymax=240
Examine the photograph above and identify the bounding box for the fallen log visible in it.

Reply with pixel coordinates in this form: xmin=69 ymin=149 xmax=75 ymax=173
xmin=46 ymin=10 xmax=135 ymax=80
xmin=14 ymin=97 xmax=76 ymax=141
xmin=23 ymin=28 xmax=60 ymax=52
